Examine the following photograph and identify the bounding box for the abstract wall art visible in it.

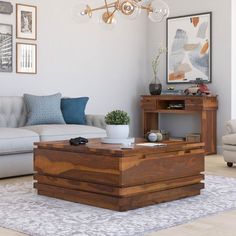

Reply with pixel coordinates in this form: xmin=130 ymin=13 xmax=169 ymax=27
xmin=167 ymin=12 xmax=212 ymax=84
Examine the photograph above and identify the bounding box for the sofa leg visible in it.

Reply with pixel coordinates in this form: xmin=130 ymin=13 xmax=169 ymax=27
xmin=227 ymin=162 xmax=233 ymax=167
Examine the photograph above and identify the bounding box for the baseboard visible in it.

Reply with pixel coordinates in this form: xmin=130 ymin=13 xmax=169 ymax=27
xmin=217 ymin=145 xmax=223 ymax=155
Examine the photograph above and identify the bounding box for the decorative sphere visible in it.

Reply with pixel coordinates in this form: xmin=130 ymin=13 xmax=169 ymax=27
xmin=148 ymin=133 xmax=158 ymax=142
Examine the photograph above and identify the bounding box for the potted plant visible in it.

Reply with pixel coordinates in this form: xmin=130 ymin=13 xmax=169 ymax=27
xmin=105 ymin=110 xmax=130 ymax=139
xmin=150 ymin=46 xmax=167 ymax=95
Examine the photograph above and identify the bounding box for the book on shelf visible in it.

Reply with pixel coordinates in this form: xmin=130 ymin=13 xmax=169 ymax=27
xmin=169 ymin=137 xmax=186 ymax=141
xmin=161 ymin=90 xmax=184 ymax=95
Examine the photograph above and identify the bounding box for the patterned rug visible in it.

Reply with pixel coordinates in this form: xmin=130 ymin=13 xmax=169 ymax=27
xmin=0 ymin=175 xmax=236 ymax=236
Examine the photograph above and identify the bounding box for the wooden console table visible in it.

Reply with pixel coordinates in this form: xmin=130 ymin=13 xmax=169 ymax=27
xmin=140 ymin=95 xmax=218 ymax=154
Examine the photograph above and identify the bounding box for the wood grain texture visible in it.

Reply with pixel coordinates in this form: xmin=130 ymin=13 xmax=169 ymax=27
xmin=34 ymin=139 xmax=205 ymax=157
xmin=120 ymin=153 xmax=204 ymax=186
xmin=34 ymin=149 xmax=120 ymax=186
xmin=140 ymin=95 xmax=218 ymax=154
xmin=35 ymin=182 xmax=204 ymax=211
xmin=34 ymin=139 xmax=205 ymax=211
xmin=34 ymin=174 xmax=204 ymax=197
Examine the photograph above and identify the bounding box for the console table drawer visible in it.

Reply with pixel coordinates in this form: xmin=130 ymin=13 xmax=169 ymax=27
xmin=141 ymin=98 xmax=157 ymax=110
xmin=185 ymin=98 xmax=203 ymax=105
xmin=185 ymin=98 xmax=203 ymax=111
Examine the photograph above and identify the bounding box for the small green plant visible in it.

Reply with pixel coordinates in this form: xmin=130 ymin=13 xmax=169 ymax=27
xmin=105 ymin=110 xmax=130 ymax=125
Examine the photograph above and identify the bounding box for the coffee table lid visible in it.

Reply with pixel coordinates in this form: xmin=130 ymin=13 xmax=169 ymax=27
xmin=34 ymin=138 xmax=205 ymax=157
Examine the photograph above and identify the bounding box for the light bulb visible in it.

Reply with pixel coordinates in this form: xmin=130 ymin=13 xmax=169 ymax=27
xmin=72 ymin=4 xmax=92 ymax=23
xmin=148 ymin=0 xmax=169 ymax=23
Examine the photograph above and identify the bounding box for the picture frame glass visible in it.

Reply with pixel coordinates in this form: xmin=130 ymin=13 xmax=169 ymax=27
xmin=16 ymin=4 xmax=36 ymax=40
xmin=167 ymin=13 xmax=211 ymax=84
xmin=17 ymin=43 xmax=36 ymax=74
xmin=0 ymin=24 xmax=12 ymax=72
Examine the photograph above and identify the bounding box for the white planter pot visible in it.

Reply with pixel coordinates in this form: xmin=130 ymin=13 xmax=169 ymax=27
xmin=106 ymin=125 xmax=129 ymax=139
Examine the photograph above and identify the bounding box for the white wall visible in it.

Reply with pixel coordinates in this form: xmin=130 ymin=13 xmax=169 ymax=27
xmin=147 ymin=0 xmax=232 ymax=152
xmin=0 ymin=0 xmax=148 ymax=136
xmin=232 ymin=0 xmax=236 ymax=118
xmin=0 ymin=0 xmax=233 ymax=150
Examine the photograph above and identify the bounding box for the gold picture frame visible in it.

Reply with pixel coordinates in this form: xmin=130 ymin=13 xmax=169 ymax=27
xmin=16 ymin=4 xmax=37 ymax=40
xmin=16 ymin=43 xmax=37 ymax=74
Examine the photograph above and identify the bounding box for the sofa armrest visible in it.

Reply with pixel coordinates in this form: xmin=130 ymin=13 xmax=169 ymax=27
xmin=226 ymin=119 xmax=236 ymax=134
xmin=85 ymin=114 xmax=106 ymax=129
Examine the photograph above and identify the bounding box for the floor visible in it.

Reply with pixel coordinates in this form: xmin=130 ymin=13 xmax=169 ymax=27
xmin=149 ymin=154 xmax=236 ymax=236
xmin=0 ymin=155 xmax=235 ymax=236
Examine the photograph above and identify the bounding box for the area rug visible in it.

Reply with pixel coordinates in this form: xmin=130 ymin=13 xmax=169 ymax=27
xmin=1 ymin=175 xmax=236 ymax=236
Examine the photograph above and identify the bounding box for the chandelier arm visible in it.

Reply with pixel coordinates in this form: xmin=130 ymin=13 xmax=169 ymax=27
xmin=110 ymin=8 xmax=117 ymax=17
xmin=89 ymin=2 xmax=117 ymax=12
xmin=104 ymin=0 xmax=110 ymax=14
xmin=140 ymin=5 xmax=152 ymax=11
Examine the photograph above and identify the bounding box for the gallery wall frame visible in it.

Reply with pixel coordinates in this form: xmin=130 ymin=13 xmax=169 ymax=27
xmin=0 ymin=1 xmax=13 ymax=14
xmin=16 ymin=43 xmax=37 ymax=74
xmin=16 ymin=3 xmax=37 ymax=40
xmin=0 ymin=23 xmax=13 ymax=72
xmin=166 ymin=12 xmax=212 ymax=84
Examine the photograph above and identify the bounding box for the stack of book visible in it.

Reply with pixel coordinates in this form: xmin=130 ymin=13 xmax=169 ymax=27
xmin=161 ymin=89 xmax=184 ymax=95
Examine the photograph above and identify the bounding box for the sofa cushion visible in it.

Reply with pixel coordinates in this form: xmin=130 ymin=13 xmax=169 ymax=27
xmin=0 ymin=97 xmax=27 ymax=128
xmin=61 ymin=97 xmax=89 ymax=125
xmin=0 ymin=128 xmax=39 ymax=155
xmin=24 ymin=93 xmax=65 ymax=126
xmin=22 ymin=124 xmax=106 ymax=141
xmin=223 ymin=145 xmax=236 ymax=152
xmin=222 ymin=134 xmax=236 ymax=145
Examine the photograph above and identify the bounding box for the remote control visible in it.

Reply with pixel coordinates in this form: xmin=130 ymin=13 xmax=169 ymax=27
xmin=70 ymin=137 xmax=88 ymax=146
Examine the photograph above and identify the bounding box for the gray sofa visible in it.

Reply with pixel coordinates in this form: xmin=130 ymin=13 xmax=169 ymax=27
xmin=0 ymin=96 xmax=106 ymax=178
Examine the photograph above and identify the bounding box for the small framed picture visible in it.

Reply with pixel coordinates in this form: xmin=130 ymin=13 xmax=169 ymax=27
xmin=167 ymin=12 xmax=212 ymax=84
xmin=0 ymin=23 xmax=13 ymax=72
xmin=16 ymin=4 xmax=37 ymax=40
xmin=16 ymin=43 xmax=37 ymax=74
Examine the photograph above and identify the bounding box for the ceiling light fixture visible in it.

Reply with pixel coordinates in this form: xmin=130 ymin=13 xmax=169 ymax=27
xmin=74 ymin=0 xmax=170 ymax=27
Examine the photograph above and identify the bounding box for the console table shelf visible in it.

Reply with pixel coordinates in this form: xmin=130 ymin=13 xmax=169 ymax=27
xmin=140 ymin=95 xmax=218 ymax=155
xmin=145 ymin=109 xmax=200 ymax=114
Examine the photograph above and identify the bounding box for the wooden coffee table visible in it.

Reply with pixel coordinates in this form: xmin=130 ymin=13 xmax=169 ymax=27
xmin=34 ymin=139 xmax=205 ymax=211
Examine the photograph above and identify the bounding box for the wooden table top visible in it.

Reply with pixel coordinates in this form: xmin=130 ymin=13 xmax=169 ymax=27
xmin=34 ymin=138 xmax=205 ymax=157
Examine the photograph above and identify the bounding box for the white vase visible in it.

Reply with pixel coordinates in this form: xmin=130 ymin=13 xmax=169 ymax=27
xmin=106 ymin=125 xmax=129 ymax=139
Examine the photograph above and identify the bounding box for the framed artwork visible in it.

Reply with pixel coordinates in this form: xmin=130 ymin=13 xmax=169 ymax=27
xmin=167 ymin=12 xmax=212 ymax=84
xmin=16 ymin=4 xmax=37 ymax=40
xmin=16 ymin=43 xmax=37 ymax=74
xmin=0 ymin=1 xmax=13 ymax=14
xmin=0 ymin=23 xmax=12 ymax=72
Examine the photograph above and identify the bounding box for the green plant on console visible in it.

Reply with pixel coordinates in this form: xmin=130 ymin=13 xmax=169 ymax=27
xmin=105 ymin=110 xmax=130 ymax=125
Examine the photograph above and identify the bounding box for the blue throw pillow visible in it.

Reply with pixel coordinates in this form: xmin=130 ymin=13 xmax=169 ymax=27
xmin=61 ymin=97 xmax=89 ymax=124
xmin=24 ymin=93 xmax=66 ymax=126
